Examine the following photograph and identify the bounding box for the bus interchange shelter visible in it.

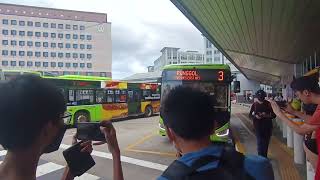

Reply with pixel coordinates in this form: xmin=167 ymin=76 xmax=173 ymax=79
xmin=171 ymin=0 xmax=320 ymax=86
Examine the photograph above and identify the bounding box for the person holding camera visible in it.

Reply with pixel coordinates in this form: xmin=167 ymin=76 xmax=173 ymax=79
xmin=249 ymin=90 xmax=276 ymax=158
xmin=0 ymin=75 xmax=124 ymax=180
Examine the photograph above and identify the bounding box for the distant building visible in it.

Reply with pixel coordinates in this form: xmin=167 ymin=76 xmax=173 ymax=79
xmin=147 ymin=66 xmax=154 ymax=72
xmin=122 ymin=71 xmax=161 ymax=83
xmin=154 ymin=47 xmax=204 ymax=71
xmin=0 ymin=3 xmax=112 ymax=77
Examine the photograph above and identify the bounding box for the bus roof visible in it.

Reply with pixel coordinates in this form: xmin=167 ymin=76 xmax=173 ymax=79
xmin=162 ymin=64 xmax=230 ymax=70
xmin=1 ymin=69 xmax=42 ymax=76
xmin=44 ymin=75 xmax=111 ymax=81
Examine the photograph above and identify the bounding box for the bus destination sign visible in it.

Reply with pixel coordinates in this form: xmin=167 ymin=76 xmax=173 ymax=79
xmin=164 ymin=69 xmax=231 ymax=82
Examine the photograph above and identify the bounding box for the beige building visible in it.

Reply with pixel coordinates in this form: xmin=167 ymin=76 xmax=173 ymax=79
xmin=0 ymin=3 xmax=112 ymax=77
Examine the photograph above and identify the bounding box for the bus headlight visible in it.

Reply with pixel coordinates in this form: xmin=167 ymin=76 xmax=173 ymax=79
xmin=216 ymin=129 xmax=229 ymax=137
xmin=159 ymin=123 xmax=165 ymax=130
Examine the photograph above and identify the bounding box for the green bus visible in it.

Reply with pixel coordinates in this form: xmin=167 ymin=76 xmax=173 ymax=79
xmin=159 ymin=64 xmax=234 ymax=143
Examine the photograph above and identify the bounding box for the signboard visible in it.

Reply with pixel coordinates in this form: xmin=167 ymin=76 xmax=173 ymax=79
xmin=163 ymin=69 xmax=231 ymax=82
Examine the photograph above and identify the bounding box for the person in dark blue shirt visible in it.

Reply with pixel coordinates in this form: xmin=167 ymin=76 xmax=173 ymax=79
xmin=158 ymin=86 xmax=274 ymax=180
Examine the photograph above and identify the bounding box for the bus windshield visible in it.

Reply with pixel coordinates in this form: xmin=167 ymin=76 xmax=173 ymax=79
xmin=161 ymin=81 xmax=228 ymax=110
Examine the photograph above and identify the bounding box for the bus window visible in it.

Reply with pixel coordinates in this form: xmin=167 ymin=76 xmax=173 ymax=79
xmin=107 ymin=89 xmax=114 ymax=103
xmin=128 ymin=90 xmax=134 ymax=102
xmin=142 ymin=90 xmax=151 ymax=101
xmin=96 ymin=89 xmax=106 ymax=103
xmin=76 ymin=89 xmax=94 ymax=105
xmin=68 ymin=90 xmax=75 ymax=104
xmin=115 ymin=89 xmax=126 ymax=103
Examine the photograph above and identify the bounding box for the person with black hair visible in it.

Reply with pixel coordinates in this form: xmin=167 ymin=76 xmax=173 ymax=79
xmin=269 ymin=75 xmax=320 ymax=178
xmin=249 ymin=90 xmax=276 ymax=158
xmin=0 ymin=75 xmax=93 ymax=180
xmin=158 ymin=86 xmax=274 ymax=180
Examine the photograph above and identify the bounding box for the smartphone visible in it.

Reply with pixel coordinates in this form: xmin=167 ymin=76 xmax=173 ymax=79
xmin=77 ymin=122 xmax=105 ymax=141
xmin=63 ymin=141 xmax=95 ymax=176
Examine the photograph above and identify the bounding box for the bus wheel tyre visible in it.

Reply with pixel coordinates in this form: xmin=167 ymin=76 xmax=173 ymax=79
xmin=75 ymin=112 xmax=90 ymax=124
xmin=144 ymin=106 xmax=153 ymax=117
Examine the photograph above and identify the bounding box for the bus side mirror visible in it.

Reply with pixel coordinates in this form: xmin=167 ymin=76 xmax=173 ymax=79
xmin=233 ymin=81 xmax=240 ymax=93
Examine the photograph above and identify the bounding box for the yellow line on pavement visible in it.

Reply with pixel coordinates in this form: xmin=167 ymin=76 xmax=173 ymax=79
xmin=125 ymin=131 xmax=157 ymax=150
xmin=126 ymin=149 xmax=176 ymax=157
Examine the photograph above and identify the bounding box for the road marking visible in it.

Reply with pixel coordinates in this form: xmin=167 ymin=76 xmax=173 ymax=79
xmin=126 ymin=149 xmax=176 ymax=157
xmin=0 ymin=161 xmax=2 ymax=164
xmin=60 ymin=144 xmax=168 ymax=171
xmin=36 ymin=162 xmax=64 ymax=177
xmin=234 ymin=114 xmax=255 ymax=137
xmin=0 ymin=150 xmax=7 ymax=156
xmin=75 ymin=173 xmax=100 ymax=180
xmin=125 ymin=131 xmax=157 ymax=150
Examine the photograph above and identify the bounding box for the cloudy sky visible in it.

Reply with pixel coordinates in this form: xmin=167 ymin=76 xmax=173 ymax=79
xmin=1 ymin=0 xmax=204 ymax=79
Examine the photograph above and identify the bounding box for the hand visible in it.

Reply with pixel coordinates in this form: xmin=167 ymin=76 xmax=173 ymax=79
xmin=268 ymin=100 xmax=282 ymax=116
xmin=72 ymin=133 xmax=93 ymax=153
xmin=255 ymin=114 xmax=262 ymax=119
xmin=93 ymin=121 xmax=120 ymax=155
xmin=284 ymin=103 xmax=295 ymax=114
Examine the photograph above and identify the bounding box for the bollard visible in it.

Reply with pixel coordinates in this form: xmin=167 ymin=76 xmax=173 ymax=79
xmin=306 ymin=161 xmax=315 ymax=180
xmin=282 ymin=121 xmax=287 ymax=138
xmin=293 ymin=118 xmax=305 ymax=164
xmin=286 ymin=125 xmax=293 ymax=148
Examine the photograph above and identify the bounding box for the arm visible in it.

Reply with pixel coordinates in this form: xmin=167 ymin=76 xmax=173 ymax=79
xmin=269 ymin=100 xmax=317 ymax=135
xmin=249 ymin=103 xmax=255 ymax=119
xmin=61 ymin=167 xmax=74 ymax=180
xmin=112 ymin=152 xmax=124 ymax=180
xmin=285 ymin=104 xmax=311 ymax=121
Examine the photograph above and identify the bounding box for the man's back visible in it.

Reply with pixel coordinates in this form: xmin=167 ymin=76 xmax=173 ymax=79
xmin=157 ymin=144 xmax=274 ymax=180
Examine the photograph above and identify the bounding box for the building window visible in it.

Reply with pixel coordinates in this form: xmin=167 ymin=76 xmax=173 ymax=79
xmin=87 ymin=63 xmax=92 ymax=68
xmin=2 ymin=50 xmax=8 ymax=56
xmin=73 ymin=53 xmax=78 ymax=59
xmin=43 ymin=23 xmax=49 ymax=28
xmin=10 ymin=61 xmax=16 ymax=66
xmin=2 ymin=61 xmax=8 ymax=66
xmin=58 ymin=24 xmax=63 ymax=29
xmin=51 ymin=33 xmax=56 ymax=38
xmin=58 ymin=43 xmax=63 ymax=48
xmin=27 ymin=21 xmax=33 ymax=26
xmin=27 ymin=41 xmax=33 ymax=47
xmin=27 ymin=31 xmax=33 ymax=37
xmin=27 ymin=51 xmax=33 ymax=57
xmin=58 ymin=52 xmax=63 ymax=58
xmin=43 ymin=62 xmax=49 ymax=67
xmin=58 ymin=33 xmax=63 ymax=39
xmin=11 ymin=20 xmax=17 ymax=25
xmin=214 ymin=50 xmax=220 ymax=54
xmin=2 ymin=19 xmax=8 ymax=25
xmin=80 ymin=63 xmax=85 ymax=68
xmin=66 ymin=63 xmax=71 ymax=68
xmin=100 ymin=72 xmax=106 ymax=77
xmin=58 ymin=62 xmax=63 ymax=67
xmin=80 ymin=25 xmax=85 ymax=30
xmin=19 ymin=51 xmax=25 ymax=56
xmin=66 ymin=24 xmax=71 ymax=29
xmin=35 ymin=32 xmax=41 ymax=37
xmin=2 ymin=40 xmax=8 ymax=45
xmin=19 ymin=61 xmax=25 ymax=67
xmin=35 ymin=42 xmax=41 ymax=47
xmin=2 ymin=29 xmax=8 ymax=35
xmin=51 ymin=23 xmax=56 ymax=28
xmin=35 ymin=52 xmax=41 ymax=57
xmin=80 ymin=35 xmax=85 ymax=40
xmin=73 ymin=34 xmax=78 ymax=39
xmin=27 ymin=61 xmax=33 ymax=67
xmin=80 ymin=53 xmax=85 ymax=59
xmin=19 ymin=41 xmax=25 ymax=46
xmin=10 ymin=51 xmax=16 ymax=56
xmin=66 ymin=53 xmax=71 ymax=58
xmin=73 ymin=44 xmax=78 ymax=49
xmin=35 ymin=22 xmax=41 ymax=27
xmin=51 ymin=52 xmax=56 ymax=57
xmin=66 ymin=34 xmax=71 ymax=39
xmin=43 ymin=32 xmax=48 ymax=37
xmin=43 ymin=42 xmax=49 ymax=47
xmin=43 ymin=52 xmax=49 ymax=57
xmin=73 ymin=25 xmax=78 ymax=30
xmin=87 ymin=54 xmax=92 ymax=59
xmin=19 ymin=21 xmax=25 ymax=26
xmin=80 ymin=44 xmax=85 ymax=49
xmin=87 ymin=44 xmax=92 ymax=49
xmin=73 ymin=63 xmax=78 ymax=68
xmin=87 ymin=35 xmax=92 ymax=40
xmin=66 ymin=43 xmax=71 ymax=48
xmin=35 ymin=62 xmax=41 ymax=67
xmin=51 ymin=62 xmax=56 ymax=67
xmin=11 ymin=40 xmax=17 ymax=46
xmin=11 ymin=30 xmax=17 ymax=36
xmin=51 ymin=43 xmax=56 ymax=48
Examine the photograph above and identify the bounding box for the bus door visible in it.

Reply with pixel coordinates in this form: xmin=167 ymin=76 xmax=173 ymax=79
xmin=127 ymin=89 xmax=142 ymax=115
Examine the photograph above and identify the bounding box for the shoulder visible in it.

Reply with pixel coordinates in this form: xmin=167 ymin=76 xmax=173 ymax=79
xmin=157 ymin=176 xmax=169 ymax=180
xmin=243 ymin=155 xmax=274 ymax=180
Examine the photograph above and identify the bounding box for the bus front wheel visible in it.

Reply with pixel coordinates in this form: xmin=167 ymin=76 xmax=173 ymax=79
xmin=144 ymin=106 xmax=153 ymax=117
xmin=74 ymin=111 xmax=90 ymax=124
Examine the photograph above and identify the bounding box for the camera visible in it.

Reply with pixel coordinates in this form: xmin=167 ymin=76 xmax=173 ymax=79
xmin=77 ymin=122 xmax=106 ymax=141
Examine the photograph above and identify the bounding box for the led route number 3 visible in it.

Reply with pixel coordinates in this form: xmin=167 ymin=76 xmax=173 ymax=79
xmin=175 ymin=70 xmax=224 ymax=81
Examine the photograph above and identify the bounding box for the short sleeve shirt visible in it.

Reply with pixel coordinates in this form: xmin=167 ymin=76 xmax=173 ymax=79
xmin=306 ymin=105 xmax=320 ymax=125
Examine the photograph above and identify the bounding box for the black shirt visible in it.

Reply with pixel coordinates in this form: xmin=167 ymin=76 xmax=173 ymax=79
xmin=249 ymin=100 xmax=276 ymax=132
